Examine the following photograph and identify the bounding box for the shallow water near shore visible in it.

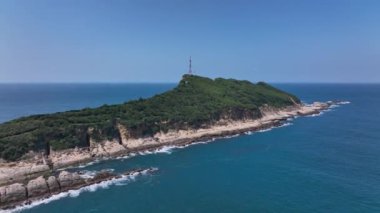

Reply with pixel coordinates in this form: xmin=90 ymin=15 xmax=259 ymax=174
xmin=1 ymin=83 xmax=380 ymax=212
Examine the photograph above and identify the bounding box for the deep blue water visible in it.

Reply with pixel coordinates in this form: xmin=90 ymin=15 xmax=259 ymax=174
xmin=0 ymin=83 xmax=379 ymax=212
xmin=0 ymin=83 xmax=175 ymax=123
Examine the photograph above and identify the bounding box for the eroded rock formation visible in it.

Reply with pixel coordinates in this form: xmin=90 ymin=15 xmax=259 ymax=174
xmin=0 ymin=168 xmax=156 ymax=210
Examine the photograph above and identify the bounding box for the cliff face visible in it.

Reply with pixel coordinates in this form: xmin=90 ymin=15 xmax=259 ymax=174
xmin=0 ymin=75 xmax=300 ymax=161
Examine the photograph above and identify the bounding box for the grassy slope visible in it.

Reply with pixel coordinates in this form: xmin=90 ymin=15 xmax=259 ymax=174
xmin=0 ymin=75 xmax=300 ymax=161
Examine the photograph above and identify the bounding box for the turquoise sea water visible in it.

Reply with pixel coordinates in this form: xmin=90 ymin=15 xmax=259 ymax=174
xmin=0 ymin=83 xmax=379 ymax=212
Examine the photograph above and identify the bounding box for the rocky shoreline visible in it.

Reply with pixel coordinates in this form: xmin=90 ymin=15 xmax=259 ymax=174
xmin=0 ymin=101 xmax=343 ymax=210
xmin=0 ymin=168 xmax=157 ymax=210
xmin=47 ymin=102 xmax=335 ymax=169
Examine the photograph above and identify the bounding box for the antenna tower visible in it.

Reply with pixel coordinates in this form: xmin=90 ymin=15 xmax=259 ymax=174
xmin=188 ymin=56 xmax=192 ymax=75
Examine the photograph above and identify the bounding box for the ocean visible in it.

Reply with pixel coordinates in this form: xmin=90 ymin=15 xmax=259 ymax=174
xmin=0 ymin=83 xmax=379 ymax=212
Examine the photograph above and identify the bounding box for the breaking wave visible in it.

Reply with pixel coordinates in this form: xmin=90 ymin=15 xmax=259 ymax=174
xmin=78 ymin=169 xmax=115 ymax=179
xmin=261 ymin=122 xmax=293 ymax=131
xmin=138 ymin=139 xmax=216 ymax=155
xmin=116 ymin=153 xmax=137 ymax=160
xmin=76 ymin=160 xmax=100 ymax=169
xmin=223 ymin=134 xmax=240 ymax=139
xmin=245 ymin=121 xmax=293 ymax=135
xmin=339 ymin=101 xmax=350 ymax=105
xmin=5 ymin=168 xmax=158 ymax=213
xmin=138 ymin=145 xmax=182 ymax=155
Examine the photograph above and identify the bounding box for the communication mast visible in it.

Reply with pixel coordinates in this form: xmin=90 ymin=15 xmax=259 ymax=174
xmin=188 ymin=56 xmax=192 ymax=75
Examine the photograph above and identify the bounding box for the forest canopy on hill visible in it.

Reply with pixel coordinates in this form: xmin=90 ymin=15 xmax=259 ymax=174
xmin=0 ymin=75 xmax=300 ymax=161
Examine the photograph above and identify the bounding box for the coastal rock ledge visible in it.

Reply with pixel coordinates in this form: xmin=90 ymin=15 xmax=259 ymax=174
xmin=0 ymin=101 xmax=343 ymax=189
xmin=0 ymin=168 xmax=156 ymax=210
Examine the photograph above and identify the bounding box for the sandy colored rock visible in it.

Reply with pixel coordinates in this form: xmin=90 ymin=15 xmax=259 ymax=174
xmin=0 ymin=186 xmax=5 ymax=203
xmin=50 ymin=149 xmax=92 ymax=169
xmin=46 ymin=176 xmax=60 ymax=193
xmin=90 ymin=139 xmax=127 ymax=157
xmin=90 ymin=141 xmax=108 ymax=157
xmin=0 ymin=163 xmax=50 ymax=186
xmin=26 ymin=176 xmax=49 ymax=197
xmin=58 ymin=171 xmax=85 ymax=190
xmin=57 ymin=171 xmax=73 ymax=190
xmin=102 ymin=140 xmax=127 ymax=155
xmin=122 ymin=137 xmax=159 ymax=150
xmin=1 ymin=183 xmax=26 ymax=203
xmin=29 ymin=164 xmax=50 ymax=174
xmin=71 ymin=172 xmax=85 ymax=185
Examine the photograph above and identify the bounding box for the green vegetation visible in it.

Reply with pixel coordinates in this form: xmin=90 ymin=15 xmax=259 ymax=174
xmin=0 ymin=75 xmax=300 ymax=161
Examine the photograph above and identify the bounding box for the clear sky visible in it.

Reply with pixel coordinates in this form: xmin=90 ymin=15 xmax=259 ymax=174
xmin=1 ymin=0 xmax=379 ymax=83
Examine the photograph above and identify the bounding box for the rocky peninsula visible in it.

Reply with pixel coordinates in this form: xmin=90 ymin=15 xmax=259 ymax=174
xmin=0 ymin=75 xmax=342 ymax=209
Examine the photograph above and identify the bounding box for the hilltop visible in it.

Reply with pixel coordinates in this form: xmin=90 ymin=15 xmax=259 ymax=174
xmin=0 ymin=75 xmax=300 ymax=161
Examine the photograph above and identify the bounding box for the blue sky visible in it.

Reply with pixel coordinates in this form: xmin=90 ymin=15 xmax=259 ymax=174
xmin=1 ymin=0 xmax=379 ymax=83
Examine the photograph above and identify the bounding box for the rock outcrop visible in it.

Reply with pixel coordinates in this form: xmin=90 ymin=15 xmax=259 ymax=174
xmin=0 ymin=183 xmax=26 ymax=204
xmin=26 ymin=176 xmax=49 ymax=197
xmin=0 ymin=164 xmax=50 ymax=186
xmin=0 ymin=168 xmax=157 ymax=210
xmin=46 ymin=176 xmax=60 ymax=193
xmin=58 ymin=171 xmax=85 ymax=191
xmin=90 ymin=139 xmax=127 ymax=157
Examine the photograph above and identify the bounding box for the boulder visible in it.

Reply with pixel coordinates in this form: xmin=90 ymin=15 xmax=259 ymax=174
xmin=26 ymin=176 xmax=49 ymax=197
xmin=1 ymin=183 xmax=26 ymax=203
xmin=58 ymin=171 xmax=85 ymax=190
xmin=46 ymin=176 xmax=60 ymax=193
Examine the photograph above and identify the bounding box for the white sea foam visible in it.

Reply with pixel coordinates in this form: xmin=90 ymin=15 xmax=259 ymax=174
xmin=78 ymin=170 xmax=97 ymax=179
xmin=153 ymin=145 xmax=177 ymax=154
xmin=5 ymin=168 xmax=157 ymax=213
xmin=177 ymin=140 xmax=212 ymax=149
xmin=339 ymin=101 xmax=350 ymax=105
xmin=279 ymin=122 xmax=293 ymax=127
xmin=78 ymin=169 xmax=115 ymax=179
xmin=257 ymin=128 xmax=273 ymax=133
xmin=116 ymin=153 xmax=137 ymax=160
xmin=306 ymin=100 xmax=351 ymax=118
xmin=138 ymin=150 xmax=154 ymax=155
xmin=307 ymin=112 xmax=323 ymax=117
xmin=58 ymin=159 xmax=101 ymax=171
xmin=224 ymin=134 xmax=240 ymax=139
xmin=136 ymin=139 xmax=216 ymax=156
xmin=286 ymin=117 xmax=294 ymax=121
xmin=76 ymin=161 xmax=97 ymax=168
xmin=245 ymin=121 xmax=293 ymax=135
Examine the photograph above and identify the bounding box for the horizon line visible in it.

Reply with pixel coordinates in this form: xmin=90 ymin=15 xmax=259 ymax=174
xmin=0 ymin=81 xmax=379 ymax=84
